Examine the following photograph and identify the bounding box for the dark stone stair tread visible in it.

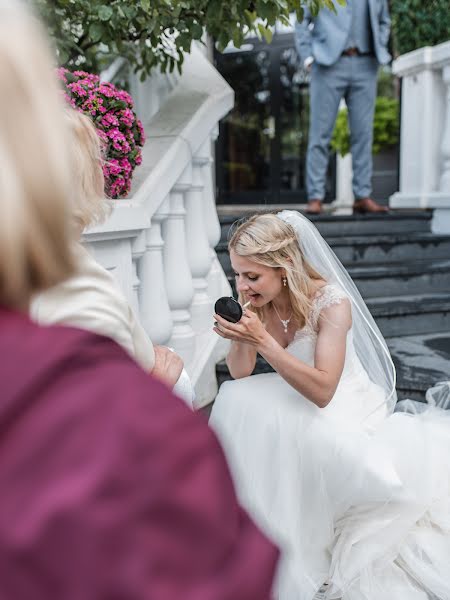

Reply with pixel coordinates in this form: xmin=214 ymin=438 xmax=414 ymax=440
xmin=366 ymin=293 xmax=450 ymax=316
xmin=306 ymin=211 xmax=431 ymax=224
xmin=347 ymin=258 xmax=450 ymax=278
xmin=217 ymin=208 xmax=431 ymax=223
xmin=387 ymin=332 xmax=450 ymax=394
xmin=217 ymin=231 xmax=450 ymax=250
xmin=325 ymin=232 xmax=450 ymax=246
xmin=226 ymin=257 xmax=450 ymax=282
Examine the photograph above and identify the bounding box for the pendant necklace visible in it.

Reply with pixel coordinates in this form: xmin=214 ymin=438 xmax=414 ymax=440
xmin=272 ymin=303 xmax=293 ymax=334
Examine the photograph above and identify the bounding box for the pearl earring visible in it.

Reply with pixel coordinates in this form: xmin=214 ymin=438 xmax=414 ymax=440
xmin=283 ymin=277 xmax=287 ymax=287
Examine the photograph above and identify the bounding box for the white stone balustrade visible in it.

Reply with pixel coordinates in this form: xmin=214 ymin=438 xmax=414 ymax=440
xmin=390 ymin=41 xmax=450 ymax=233
xmin=163 ymin=170 xmax=196 ymax=364
xmin=204 ymin=129 xmax=224 ymax=300
xmin=185 ymin=155 xmax=213 ymax=333
xmin=83 ymin=45 xmax=234 ymax=408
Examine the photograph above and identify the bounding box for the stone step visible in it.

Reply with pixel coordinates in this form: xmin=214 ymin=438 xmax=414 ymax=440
xmin=366 ymin=293 xmax=450 ymax=337
xmin=311 ymin=211 xmax=432 ymax=237
xmin=387 ymin=332 xmax=450 ymax=402
xmin=347 ymin=259 xmax=450 ymax=298
xmin=218 ymin=210 xmax=432 ymax=243
xmin=325 ymin=232 xmax=450 ymax=265
xmin=216 ymin=231 xmax=450 ymax=274
xmin=225 ymin=258 xmax=450 ymax=301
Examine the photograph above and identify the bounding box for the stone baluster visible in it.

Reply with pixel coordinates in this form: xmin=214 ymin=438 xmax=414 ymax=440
xmin=162 ymin=166 xmax=196 ymax=362
xmin=130 ymin=231 xmax=146 ymax=316
xmin=440 ymin=65 xmax=450 ymax=193
xmin=139 ymin=197 xmax=173 ymax=345
xmin=185 ymin=155 xmax=213 ymax=332
xmin=201 ymin=129 xmax=224 ymax=300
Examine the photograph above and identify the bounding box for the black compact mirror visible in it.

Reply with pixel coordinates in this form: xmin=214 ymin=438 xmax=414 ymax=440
xmin=214 ymin=296 xmax=243 ymax=323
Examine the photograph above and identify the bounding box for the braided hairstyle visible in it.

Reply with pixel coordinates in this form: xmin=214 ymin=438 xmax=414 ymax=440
xmin=228 ymin=212 xmax=324 ymax=329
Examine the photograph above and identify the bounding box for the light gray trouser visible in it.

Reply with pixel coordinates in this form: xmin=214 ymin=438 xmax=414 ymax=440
xmin=306 ymin=55 xmax=378 ymax=201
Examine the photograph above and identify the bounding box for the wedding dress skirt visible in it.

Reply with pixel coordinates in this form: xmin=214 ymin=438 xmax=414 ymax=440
xmin=210 ymin=286 xmax=450 ymax=600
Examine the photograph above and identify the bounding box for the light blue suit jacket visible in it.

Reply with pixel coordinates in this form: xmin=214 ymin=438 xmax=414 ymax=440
xmin=295 ymin=0 xmax=391 ymax=66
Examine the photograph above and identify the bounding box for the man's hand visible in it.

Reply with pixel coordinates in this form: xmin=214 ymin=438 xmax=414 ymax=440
xmin=151 ymin=346 xmax=184 ymax=389
xmin=304 ymin=56 xmax=314 ymax=71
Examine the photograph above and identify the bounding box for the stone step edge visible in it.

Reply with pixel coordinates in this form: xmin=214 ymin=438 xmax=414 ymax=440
xmin=217 ymin=231 xmax=450 ymax=247
xmin=225 ymin=258 xmax=450 ymax=278
xmin=366 ymin=293 xmax=450 ymax=316
xmin=324 ymin=232 xmax=450 ymax=246
xmin=217 ymin=209 xmax=432 ymax=223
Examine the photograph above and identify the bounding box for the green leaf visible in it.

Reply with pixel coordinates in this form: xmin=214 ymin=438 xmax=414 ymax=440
xmin=89 ymin=22 xmax=104 ymax=42
xmin=258 ymin=23 xmax=273 ymax=44
xmin=98 ymin=5 xmax=113 ymax=21
xmin=191 ymin=22 xmax=203 ymax=40
xmin=37 ymin=0 xmax=340 ymax=80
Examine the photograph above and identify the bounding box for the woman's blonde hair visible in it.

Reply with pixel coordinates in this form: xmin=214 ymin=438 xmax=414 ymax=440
xmin=64 ymin=107 xmax=110 ymax=230
xmin=229 ymin=212 xmax=324 ymax=329
xmin=0 ymin=1 xmax=75 ymax=308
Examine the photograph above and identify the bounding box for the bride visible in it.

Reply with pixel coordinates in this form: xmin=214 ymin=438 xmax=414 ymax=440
xmin=210 ymin=210 xmax=450 ymax=600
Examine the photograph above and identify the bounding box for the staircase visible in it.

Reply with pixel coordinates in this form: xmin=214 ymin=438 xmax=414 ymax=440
xmin=216 ymin=209 xmax=450 ymax=402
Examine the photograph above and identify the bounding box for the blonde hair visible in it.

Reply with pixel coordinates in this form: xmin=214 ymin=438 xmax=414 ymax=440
xmin=0 ymin=1 xmax=76 ymax=308
xmin=65 ymin=108 xmax=110 ymax=230
xmin=229 ymin=212 xmax=324 ymax=329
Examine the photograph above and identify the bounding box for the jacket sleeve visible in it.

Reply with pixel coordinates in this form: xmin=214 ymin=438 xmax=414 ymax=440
xmin=378 ymin=0 xmax=391 ymax=49
xmin=294 ymin=6 xmax=314 ymax=63
xmin=31 ymin=257 xmax=154 ymax=370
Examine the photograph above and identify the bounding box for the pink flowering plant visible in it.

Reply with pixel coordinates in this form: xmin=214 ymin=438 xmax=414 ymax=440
xmin=58 ymin=68 xmax=145 ymax=199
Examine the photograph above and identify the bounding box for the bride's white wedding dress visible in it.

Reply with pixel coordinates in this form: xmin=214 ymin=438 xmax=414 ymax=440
xmin=210 ymin=284 xmax=450 ymax=600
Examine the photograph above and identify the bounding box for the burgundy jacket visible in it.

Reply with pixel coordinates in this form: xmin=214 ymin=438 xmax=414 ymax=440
xmin=0 ymin=307 xmax=278 ymax=599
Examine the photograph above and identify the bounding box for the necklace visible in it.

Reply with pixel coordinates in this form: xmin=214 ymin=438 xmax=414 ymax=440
xmin=272 ymin=303 xmax=293 ymax=333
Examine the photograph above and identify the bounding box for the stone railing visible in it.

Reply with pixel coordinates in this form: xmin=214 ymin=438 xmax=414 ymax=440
xmin=83 ymin=45 xmax=234 ymax=408
xmin=390 ymin=40 xmax=450 ymax=233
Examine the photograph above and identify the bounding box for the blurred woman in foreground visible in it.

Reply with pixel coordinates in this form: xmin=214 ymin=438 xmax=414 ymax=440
xmin=0 ymin=2 xmax=278 ymax=598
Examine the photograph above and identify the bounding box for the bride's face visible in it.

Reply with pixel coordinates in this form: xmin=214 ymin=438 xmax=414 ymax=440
xmin=230 ymin=250 xmax=284 ymax=307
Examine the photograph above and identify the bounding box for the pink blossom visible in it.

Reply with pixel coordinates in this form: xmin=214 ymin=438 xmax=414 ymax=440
xmin=58 ymin=68 xmax=146 ymax=198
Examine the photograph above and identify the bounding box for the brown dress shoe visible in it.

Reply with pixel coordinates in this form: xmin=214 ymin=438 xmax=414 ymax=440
xmin=306 ymin=199 xmax=323 ymax=214
xmin=353 ymin=197 xmax=388 ymax=214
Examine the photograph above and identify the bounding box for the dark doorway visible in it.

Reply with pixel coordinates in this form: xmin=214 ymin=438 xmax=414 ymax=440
xmin=215 ymin=32 xmax=336 ymax=205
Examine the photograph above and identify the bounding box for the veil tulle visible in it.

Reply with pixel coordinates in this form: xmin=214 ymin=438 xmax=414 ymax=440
xmin=277 ymin=210 xmax=397 ymax=420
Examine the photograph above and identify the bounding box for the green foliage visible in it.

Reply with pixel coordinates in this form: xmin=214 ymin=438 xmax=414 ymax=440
xmin=331 ymin=97 xmax=399 ymax=157
xmin=390 ymin=0 xmax=450 ymax=56
xmin=34 ymin=0 xmax=344 ymax=79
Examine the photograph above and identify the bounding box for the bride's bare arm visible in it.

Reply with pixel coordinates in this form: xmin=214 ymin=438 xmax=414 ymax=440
xmin=258 ymin=300 xmax=351 ymax=407
xmin=214 ymin=300 xmax=351 ymax=407
xmin=226 ymin=341 xmax=257 ymax=379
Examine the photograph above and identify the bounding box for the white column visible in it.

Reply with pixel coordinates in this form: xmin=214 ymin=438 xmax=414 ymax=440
xmin=163 ymin=173 xmax=196 ymax=362
xmin=331 ymin=99 xmax=354 ymax=214
xmin=185 ymin=155 xmax=213 ymax=332
xmin=139 ymin=198 xmax=173 ymax=345
xmin=439 ymin=65 xmax=450 ymax=193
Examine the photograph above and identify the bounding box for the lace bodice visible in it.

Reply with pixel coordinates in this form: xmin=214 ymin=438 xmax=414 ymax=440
xmin=287 ymin=284 xmax=353 ymax=365
xmin=309 ymin=284 xmax=349 ymax=330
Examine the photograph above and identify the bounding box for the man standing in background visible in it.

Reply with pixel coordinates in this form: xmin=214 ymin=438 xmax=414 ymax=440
xmin=295 ymin=0 xmax=391 ymax=214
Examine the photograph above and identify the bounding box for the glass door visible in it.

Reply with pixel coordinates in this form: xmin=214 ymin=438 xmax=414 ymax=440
xmin=215 ymin=47 xmax=273 ymax=203
xmin=215 ymin=33 xmax=336 ymax=205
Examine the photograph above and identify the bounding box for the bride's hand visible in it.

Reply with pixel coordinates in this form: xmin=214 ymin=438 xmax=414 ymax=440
xmin=213 ymin=310 xmax=267 ymax=347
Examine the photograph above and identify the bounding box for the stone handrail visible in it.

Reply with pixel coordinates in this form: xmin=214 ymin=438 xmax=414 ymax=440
xmin=83 ymin=45 xmax=234 ymax=407
xmin=390 ymin=40 xmax=450 ymax=233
